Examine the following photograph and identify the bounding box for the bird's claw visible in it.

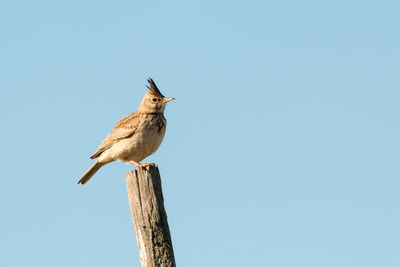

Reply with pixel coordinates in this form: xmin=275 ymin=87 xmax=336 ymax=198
xmin=137 ymin=163 xmax=153 ymax=169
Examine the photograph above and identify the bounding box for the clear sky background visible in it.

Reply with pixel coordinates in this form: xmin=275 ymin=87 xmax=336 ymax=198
xmin=1 ymin=1 xmax=399 ymax=266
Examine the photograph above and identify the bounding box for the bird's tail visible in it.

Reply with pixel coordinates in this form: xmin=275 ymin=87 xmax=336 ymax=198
xmin=77 ymin=161 xmax=104 ymax=185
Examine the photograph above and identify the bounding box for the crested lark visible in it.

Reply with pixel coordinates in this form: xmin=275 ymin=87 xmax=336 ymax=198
xmin=77 ymin=78 xmax=174 ymax=185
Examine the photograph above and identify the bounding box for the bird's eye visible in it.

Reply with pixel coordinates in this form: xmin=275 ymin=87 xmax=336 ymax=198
xmin=152 ymin=98 xmax=157 ymax=102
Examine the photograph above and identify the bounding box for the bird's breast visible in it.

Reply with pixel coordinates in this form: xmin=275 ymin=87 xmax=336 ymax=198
xmin=116 ymin=114 xmax=167 ymax=162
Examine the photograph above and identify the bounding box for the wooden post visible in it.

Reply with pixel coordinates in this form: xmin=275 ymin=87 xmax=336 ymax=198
xmin=126 ymin=164 xmax=176 ymax=267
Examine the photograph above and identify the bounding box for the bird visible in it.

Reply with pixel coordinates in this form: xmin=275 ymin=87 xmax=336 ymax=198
xmin=77 ymin=78 xmax=174 ymax=185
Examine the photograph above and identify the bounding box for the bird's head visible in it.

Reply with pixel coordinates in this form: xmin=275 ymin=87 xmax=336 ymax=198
xmin=138 ymin=78 xmax=174 ymax=113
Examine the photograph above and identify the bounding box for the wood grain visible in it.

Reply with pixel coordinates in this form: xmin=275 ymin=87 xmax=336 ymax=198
xmin=126 ymin=164 xmax=176 ymax=267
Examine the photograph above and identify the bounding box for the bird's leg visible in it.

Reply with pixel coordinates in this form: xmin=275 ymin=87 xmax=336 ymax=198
xmin=128 ymin=160 xmax=152 ymax=169
xmin=128 ymin=160 xmax=142 ymax=168
xmin=140 ymin=163 xmax=153 ymax=168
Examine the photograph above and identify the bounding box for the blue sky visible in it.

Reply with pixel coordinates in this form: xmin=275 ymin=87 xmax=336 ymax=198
xmin=1 ymin=1 xmax=399 ymax=266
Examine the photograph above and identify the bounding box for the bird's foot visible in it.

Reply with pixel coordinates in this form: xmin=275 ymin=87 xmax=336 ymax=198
xmin=128 ymin=161 xmax=154 ymax=169
xmin=138 ymin=163 xmax=153 ymax=169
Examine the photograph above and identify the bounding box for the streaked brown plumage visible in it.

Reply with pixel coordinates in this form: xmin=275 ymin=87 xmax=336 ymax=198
xmin=77 ymin=78 xmax=174 ymax=185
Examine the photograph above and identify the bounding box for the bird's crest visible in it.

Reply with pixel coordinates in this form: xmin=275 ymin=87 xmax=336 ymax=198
xmin=146 ymin=78 xmax=165 ymax=98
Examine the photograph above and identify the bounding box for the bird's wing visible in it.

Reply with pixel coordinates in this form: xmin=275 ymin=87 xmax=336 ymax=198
xmin=90 ymin=111 xmax=142 ymax=159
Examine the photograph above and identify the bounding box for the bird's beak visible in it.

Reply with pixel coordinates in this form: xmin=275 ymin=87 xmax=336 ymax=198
xmin=163 ymin=97 xmax=175 ymax=103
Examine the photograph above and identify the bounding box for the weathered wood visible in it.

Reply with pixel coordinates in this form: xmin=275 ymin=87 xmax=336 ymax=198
xmin=126 ymin=164 xmax=176 ymax=267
